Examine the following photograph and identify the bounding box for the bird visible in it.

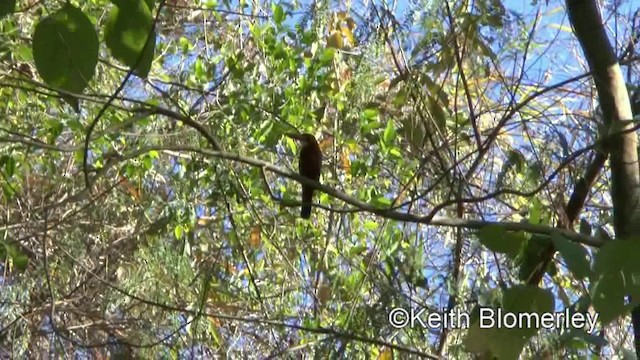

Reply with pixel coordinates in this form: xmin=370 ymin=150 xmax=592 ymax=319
xmin=286 ymin=133 xmax=322 ymax=219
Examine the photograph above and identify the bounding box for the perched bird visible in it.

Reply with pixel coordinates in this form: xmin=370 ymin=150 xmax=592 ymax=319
xmin=286 ymin=133 xmax=322 ymax=219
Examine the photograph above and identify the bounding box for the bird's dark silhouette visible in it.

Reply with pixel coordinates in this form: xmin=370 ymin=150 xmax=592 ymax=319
xmin=286 ymin=133 xmax=322 ymax=219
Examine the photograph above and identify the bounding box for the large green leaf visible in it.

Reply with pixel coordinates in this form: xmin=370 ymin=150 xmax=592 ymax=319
xmin=465 ymin=285 xmax=554 ymax=360
xmin=495 ymin=285 xmax=554 ymax=359
xmin=590 ymin=238 xmax=640 ymax=324
xmin=551 ymin=232 xmax=591 ymax=280
xmin=104 ymin=0 xmax=156 ymax=78
xmin=477 ymin=225 xmax=526 ymax=257
xmin=0 ymin=155 xmax=16 ymax=177
xmin=32 ymin=4 xmax=98 ymax=96
xmin=0 ymin=0 xmax=16 ymax=18
xmin=517 ymin=234 xmax=555 ymax=281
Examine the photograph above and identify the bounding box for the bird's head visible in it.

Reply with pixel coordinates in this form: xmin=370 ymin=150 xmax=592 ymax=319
xmin=285 ymin=133 xmax=317 ymax=147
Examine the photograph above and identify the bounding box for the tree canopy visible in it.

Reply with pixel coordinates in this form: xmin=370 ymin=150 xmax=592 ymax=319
xmin=1 ymin=0 xmax=640 ymax=358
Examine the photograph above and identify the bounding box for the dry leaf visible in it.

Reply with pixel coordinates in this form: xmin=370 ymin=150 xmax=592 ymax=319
xmin=249 ymin=225 xmax=261 ymax=248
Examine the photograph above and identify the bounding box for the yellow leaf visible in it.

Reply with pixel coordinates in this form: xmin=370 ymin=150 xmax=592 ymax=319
xmin=209 ymin=317 xmax=221 ymax=327
xmin=341 ymin=148 xmax=351 ymax=171
xmin=341 ymin=25 xmax=355 ymax=46
xmin=249 ymin=225 xmax=261 ymax=248
xmin=548 ymin=23 xmax=573 ymax=33
xmin=119 ymin=176 xmax=142 ymax=201
xmin=319 ymin=135 xmax=333 ymax=151
xmin=197 ymin=216 xmax=215 ymax=226
xmin=378 ymin=348 xmax=393 ymax=360
xmin=378 ymin=78 xmax=391 ymax=92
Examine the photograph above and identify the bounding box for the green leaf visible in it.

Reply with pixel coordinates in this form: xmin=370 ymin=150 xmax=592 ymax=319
xmin=427 ymin=95 xmax=446 ymax=131
xmin=348 ymin=244 xmax=367 ymax=257
xmin=174 ymin=224 xmax=184 ymax=240
xmin=477 ymin=225 xmax=504 ymax=247
xmin=464 ymin=306 xmax=497 ymax=354
xmin=179 ymin=37 xmax=190 ymax=54
xmin=142 ymin=155 xmax=153 ymax=170
xmin=527 ymin=198 xmax=546 ymax=224
xmin=382 ymin=121 xmax=396 ymax=145
xmin=591 ymin=238 xmax=640 ymax=324
xmin=362 ymin=108 xmax=379 ymax=120
xmin=318 ymin=48 xmax=335 ymax=63
xmin=477 ymin=225 xmax=526 ymax=256
xmin=195 ymin=58 xmax=206 ymax=81
xmin=392 ymin=88 xmax=407 ymax=106
xmin=497 ymin=286 xmax=554 ymax=356
xmin=551 ymin=232 xmax=591 ymax=280
xmin=363 ymin=221 xmax=378 ymax=230
xmin=517 ymin=235 xmax=552 ymax=281
xmin=12 ymin=252 xmax=29 ymax=270
xmin=526 ymin=162 xmax=543 ymax=184
xmin=373 ymin=196 xmax=391 ymax=207
xmin=591 ymin=271 xmax=628 ymax=324
xmin=272 ymin=4 xmax=284 ymax=25
xmin=4 ymin=155 xmax=15 ymax=177
xmin=1 ymin=182 xmax=15 ymax=200
xmin=466 ymin=286 xmax=554 ymax=359
xmin=361 ymin=121 xmax=382 ymax=134
xmin=0 ymin=0 xmax=16 ymax=19
xmin=503 ymin=285 xmax=554 ymax=314
xmin=0 ymin=155 xmax=15 ymax=177
xmin=144 ymin=0 xmax=155 ymax=11
xmin=4 ymin=243 xmax=28 ymax=270
xmin=389 ymin=147 xmax=402 ymax=159
xmin=497 ymin=149 xmax=525 ymax=188
xmin=104 ymin=0 xmax=156 ymax=78
xmin=560 ymin=329 xmax=608 ymax=347
xmin=593 ymin=238 xmax=640 ymax=274
xmin=13 ymin=44 xmax=33 ymax=62
xmin=45 ymin=118 xmax=64 ymax=143
xmin=32 ymin=3 xmax=98 ymax=95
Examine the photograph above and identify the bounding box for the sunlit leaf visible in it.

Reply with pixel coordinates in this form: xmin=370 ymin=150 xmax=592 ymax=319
xmin=104 ymin=0 xmax=156 ymax=78
xmin=33 ymin=4 xmax=98 ymax=98
xmin=272 ymin=4 xmax=284 ymax=25
xmin=174 ymin=224 xmax=184 ymax=240
xmin=382 ymin=121 xmax=396 ymax=145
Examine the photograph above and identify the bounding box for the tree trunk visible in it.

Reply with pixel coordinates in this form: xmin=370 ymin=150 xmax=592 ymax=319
xmin=565 ymin=0 xmax=640 ymax=354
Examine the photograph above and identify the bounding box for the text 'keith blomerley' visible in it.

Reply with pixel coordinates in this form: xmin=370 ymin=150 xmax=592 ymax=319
xmin=388 ymin=307 xmax=598 ymax=332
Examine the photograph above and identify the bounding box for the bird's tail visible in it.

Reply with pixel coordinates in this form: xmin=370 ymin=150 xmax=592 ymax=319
xmin=301 ymin=186 xmax=313 ymax=219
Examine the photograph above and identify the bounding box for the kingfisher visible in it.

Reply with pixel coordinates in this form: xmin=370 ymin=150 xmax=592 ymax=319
xmin=286 ymin=133 xmax=322 ymax=219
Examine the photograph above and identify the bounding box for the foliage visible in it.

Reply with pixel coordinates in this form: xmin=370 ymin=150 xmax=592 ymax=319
xmin=1 ymin=0 xmax=640 ymax=358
